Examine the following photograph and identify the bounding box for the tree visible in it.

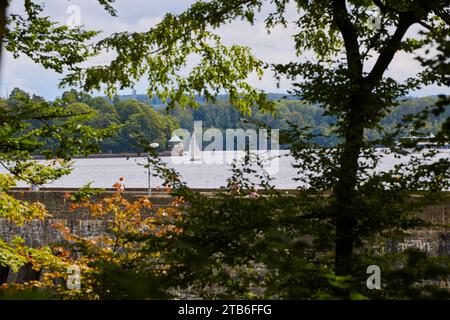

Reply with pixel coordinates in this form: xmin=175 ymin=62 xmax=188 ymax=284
xmin=58 ymin=0 xmax=450 ymax=285
xmin=108 ymin=99 xmax=177 ymax=153
xmin=2 ymin=0 xmax=450 ymax=299
xmin=0 ymin=1 xmax=118 ymax=287
xmin=2 ymin=185 xmax=185 ymax=300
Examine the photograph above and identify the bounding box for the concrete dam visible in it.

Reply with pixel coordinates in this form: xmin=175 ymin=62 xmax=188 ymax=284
xmin=1 ymin=189 xmax=449 ymax=284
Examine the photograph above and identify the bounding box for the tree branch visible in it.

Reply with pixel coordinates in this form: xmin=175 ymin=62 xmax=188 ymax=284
xmin=366 ymin=12 xmax=416 ymax=88
xmin=331 ymin=0 xmax=363 ymax=78
xmin=433 ymin=8 xmax=450 ymax=25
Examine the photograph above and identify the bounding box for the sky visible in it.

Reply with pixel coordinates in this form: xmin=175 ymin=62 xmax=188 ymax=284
xmin=0 ymin=0 xmax=448 ymax=100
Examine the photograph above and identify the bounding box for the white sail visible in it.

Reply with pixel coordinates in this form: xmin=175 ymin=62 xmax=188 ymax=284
xmin=189 ymin=134 xmax=201 ymax=161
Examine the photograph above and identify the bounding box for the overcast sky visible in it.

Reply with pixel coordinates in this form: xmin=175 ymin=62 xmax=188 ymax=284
xmin=0 ymin=0 xmax=448 ymax=100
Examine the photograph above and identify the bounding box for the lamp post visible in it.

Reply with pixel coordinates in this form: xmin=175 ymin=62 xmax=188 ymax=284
xmin=147 ymin=142 xmax=159 ymax=196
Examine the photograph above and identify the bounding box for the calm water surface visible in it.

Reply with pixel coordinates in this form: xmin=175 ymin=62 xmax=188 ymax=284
xmin=3 ymin=150 xmax=450 ymax=189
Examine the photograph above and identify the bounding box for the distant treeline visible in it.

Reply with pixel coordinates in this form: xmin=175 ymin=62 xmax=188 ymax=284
xmin=3 ymin=88 xmax=448 ymax=153
xmin=169 ymin=95 xmax=449 ymax=147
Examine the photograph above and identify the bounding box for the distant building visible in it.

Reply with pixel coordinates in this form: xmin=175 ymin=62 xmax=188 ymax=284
xmin=168 ymin=135 xmax=184 ymax=156
xmin=400 ymin=132 xmax=449 ymax=149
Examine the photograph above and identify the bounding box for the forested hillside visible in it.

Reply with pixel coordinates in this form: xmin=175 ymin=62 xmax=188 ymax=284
xmin=170 ymin=95 xmax=449 ymax=146
xmin=3 ymin=88 xmax=447 ymax=153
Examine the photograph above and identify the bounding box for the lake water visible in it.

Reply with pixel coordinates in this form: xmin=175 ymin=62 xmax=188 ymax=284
xmin=3 ymin=150 xmax=450 ymax=189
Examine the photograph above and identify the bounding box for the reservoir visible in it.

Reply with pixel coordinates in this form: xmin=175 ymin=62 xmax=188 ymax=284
xmin=2 ymin=150 xmax=450 ymax=189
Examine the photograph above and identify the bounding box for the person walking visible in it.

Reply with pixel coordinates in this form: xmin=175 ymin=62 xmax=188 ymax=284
xmin=249 ymin=187 xmax=260 ymax=199
xmin=113 ymin=176 xmax=126 ymax=192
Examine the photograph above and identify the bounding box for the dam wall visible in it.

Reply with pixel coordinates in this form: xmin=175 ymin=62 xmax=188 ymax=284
xmin=1 ymin=189 xmax=450 ymax=253
xmin=0 ymin=189 xmax=176 ymax=247
xmin=0 ymin=189 xmax=449 ymax=284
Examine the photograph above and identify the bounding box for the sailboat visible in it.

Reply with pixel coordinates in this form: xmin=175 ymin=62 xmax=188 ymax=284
xmin=189 ymin=134 xmax=202 ymax=161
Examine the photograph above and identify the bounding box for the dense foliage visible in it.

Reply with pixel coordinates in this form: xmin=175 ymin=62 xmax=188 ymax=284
xmin=1 ymin=0 xmax=450 ymax=300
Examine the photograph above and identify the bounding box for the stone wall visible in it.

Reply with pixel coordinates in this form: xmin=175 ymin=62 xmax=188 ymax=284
xmin=1 ymin=189 xmax=450 ymax=253
xmin=0 ymin=189 xmax=175 ymax=247
xmin=0 ymin=189 xmax=175 ymax=284
xmin=389 ymin=204 xmax=450 ymax=256
xmin=0 ymin=189 xmax=449 ymax=284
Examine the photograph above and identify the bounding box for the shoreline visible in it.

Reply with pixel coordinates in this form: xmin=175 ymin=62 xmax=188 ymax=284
xmin=31 ymin=151 xmax=173 ymax=159
xmin=29 ymin=147 xmax=450 ymax=160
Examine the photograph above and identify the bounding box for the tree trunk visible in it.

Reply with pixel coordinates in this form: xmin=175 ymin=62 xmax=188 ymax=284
xmin=0 ymin=266 xmax=9 ymax=284
xmin=333 ymin=99 xmax=367 ymax=277
xmin=0 ymin=0 xmax=9 ymax=75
